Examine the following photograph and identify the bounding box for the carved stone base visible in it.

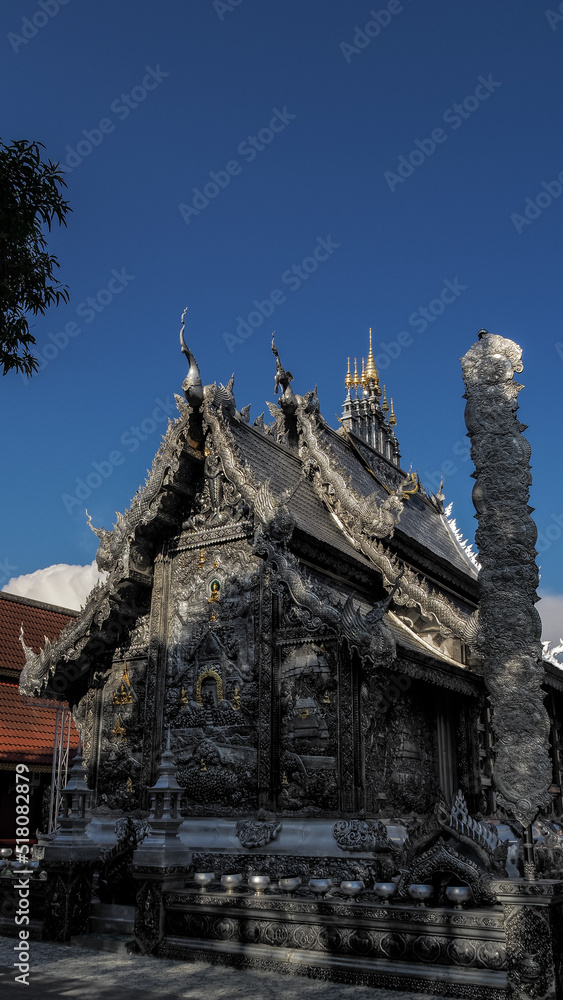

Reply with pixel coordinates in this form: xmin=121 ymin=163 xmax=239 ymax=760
xmin=159 ymin=887 xmax=509 ymax=998
xmin=41 ymin=859 xmax=96 ymax=942
xmin=132 ymin=865 xmax=187 ymax=956
xmin=161 ymin=937 xmax=508 ymax=999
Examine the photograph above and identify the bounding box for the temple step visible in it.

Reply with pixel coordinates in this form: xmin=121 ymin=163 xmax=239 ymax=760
xmin=71 ymin=933 xmax=135 ymax=954
xmin=88 ymin=902 xmax=135 ymax=936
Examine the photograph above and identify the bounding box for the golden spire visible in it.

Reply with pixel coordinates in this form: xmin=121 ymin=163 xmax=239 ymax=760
xmin=381 ymin=384 xmax=389 ymax=414
xmin=352 ymin=357 xmax=360 ymax=390
xmin=360 ymin=357 xmax=366 ymax=389
xmin=344 ymin=357 xmax=352 ymax=390
xmin=364 ymin=328 xmax=379 ymax=386
xmin=389 ymin=397 xmax=397 ymax=427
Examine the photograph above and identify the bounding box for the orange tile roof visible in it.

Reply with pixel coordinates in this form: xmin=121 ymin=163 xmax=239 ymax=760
xmin=0 ymin=682 xmax=79 ymax=768
xmin=0 ymin=593 xmax=79 ymax=768
xmin=0 ymin=591 xmax=77 ymax=673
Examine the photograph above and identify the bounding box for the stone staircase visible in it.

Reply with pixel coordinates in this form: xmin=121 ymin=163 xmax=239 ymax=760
xmin=71 ymin=902 xmax=136 ymax=954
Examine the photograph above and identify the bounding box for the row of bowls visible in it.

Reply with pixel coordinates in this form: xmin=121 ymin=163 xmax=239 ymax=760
xmin=192 ymin=873 xmax=472 ymax=907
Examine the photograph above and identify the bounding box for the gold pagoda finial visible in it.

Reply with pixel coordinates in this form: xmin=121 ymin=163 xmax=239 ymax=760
xmin=344 ymin=357 xmax=352 ymax=390
xmin=364 ymin=327 xmax=379 ymax=387
xmin=352 ymin=357 xmax=360 ymax=390
xmin=381 ymin=384 xmax=389 ymax=414
xmin=360 ymin=357 xmax=366 ymax=389
xmin=389 ymin=397 xmax=397 ymax=427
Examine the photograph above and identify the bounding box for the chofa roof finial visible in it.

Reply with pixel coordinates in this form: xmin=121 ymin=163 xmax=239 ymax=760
xmin=179 ymin=306 xmax=203 ymax=410
xmin=272 ymin=333 xmax=293 ymax=395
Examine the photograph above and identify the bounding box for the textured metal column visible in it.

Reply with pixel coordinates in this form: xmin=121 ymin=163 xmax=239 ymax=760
xmin=461 ymin=330 xmax=551 ymax=841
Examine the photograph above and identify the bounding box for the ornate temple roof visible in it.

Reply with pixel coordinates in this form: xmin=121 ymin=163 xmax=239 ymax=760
xmin=19 ymin=322 xmax=483 ymax=697
xmin=230 ymin=416 xmax=479 ymax=592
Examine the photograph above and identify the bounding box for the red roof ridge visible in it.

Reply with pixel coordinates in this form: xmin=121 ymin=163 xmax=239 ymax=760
xmin=0 ymin=590 xmax=79 ymax=617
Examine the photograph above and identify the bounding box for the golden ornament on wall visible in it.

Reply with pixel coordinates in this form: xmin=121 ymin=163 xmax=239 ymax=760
xmin=113 ymin=661 xmax=132 ymax=705
xmin=112 ymin=715 xmax=127 ymax=741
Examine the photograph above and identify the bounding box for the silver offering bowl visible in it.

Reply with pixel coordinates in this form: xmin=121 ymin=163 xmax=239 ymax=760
xmin=221 ymin=873 xmax=243 ymax=893
xmin=278 ymin=876 xmax=301 ymax=893
xmin=193 ymin=872 xmax=215 ymax=892
xmin=248 ymin=874 xmax=271 ymax=895
xmin=373 ymin=882 xmax=399 ymax=902
xmin=446 ymin=885 xmax=472 ymax=909
xmin=308 ymin=878 xmax=332 ymax=897
xmin=340 ymin=879 xmax=365 ymax=898
xmin=0 ymin=849 xmax=12 ymax=860
xmin=408 ymin=883 xmax=434 ymax=907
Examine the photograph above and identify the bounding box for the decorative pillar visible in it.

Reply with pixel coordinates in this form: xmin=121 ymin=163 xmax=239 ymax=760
xmin=492 ymin=879 xmax=563 ymax=1000
xmin=41 ymin=742 xmax=98 ymax=941
xmin=132 ymin=732 xmax=189 ymax=955
xmin=461 ymin=331 xmax=552 ymax=846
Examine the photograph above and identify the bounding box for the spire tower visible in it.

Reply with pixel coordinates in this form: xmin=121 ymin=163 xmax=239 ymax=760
xmin=340 ymin=328 xmax=400 ymax=467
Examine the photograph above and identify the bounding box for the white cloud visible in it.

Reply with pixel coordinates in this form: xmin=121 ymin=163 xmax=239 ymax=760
xmin=1 ymin=561 xmax=105 ymax=612
xmin=538 ymin=592 xmax=563 ymax=647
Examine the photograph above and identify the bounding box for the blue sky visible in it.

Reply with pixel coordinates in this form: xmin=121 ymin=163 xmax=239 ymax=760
xmin=1 ymin=0 xmax=563 ymax=638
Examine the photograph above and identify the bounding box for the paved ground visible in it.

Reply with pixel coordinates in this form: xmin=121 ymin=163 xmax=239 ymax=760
xmin=0 ymin=936 xmax=455 ymax=1000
